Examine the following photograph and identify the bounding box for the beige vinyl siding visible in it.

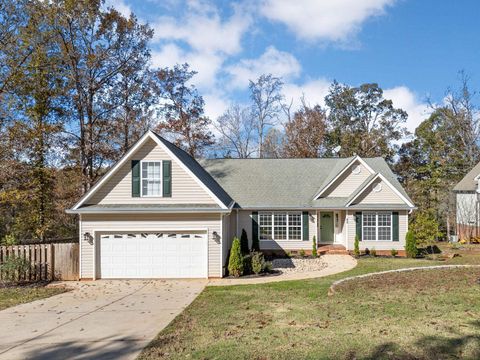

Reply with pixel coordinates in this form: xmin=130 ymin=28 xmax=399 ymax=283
xmin=324 ymin=162 xmax=372 ymax=197
xmin=79 ymin=213 xmax=222 ymax=278
xmin=89 ymin=138 xmax=216 ymax=205
xmin=236 ymin=210 xmax=315 ymax=251
xmin=352 ymin=179 xmax=404 ymax=205
xmin=345 ymin=210 xmax=408 ymax=251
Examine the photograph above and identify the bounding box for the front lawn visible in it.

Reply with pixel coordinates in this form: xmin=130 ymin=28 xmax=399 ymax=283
xmin=139 ymin=256 xmax=480 ymax=360
xmin=0 ymin=284 xmax=68 ymax=311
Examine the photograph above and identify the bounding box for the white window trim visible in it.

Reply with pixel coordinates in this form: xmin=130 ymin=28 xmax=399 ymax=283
xmin=258 ymin=211 xmax=303 ymax=241
xmin=362 ymin=211 xmax=393 ymax=242
xmin=140 ymin=160 xmax=163 ymax=197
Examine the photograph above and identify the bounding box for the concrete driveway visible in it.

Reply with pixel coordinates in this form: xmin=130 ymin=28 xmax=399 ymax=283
xmin=0 ymin=279 xmax=206 ymax=360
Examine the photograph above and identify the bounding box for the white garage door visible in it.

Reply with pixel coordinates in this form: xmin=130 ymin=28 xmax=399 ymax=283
xmin=99 ymin=232 xmax=208 ymax=278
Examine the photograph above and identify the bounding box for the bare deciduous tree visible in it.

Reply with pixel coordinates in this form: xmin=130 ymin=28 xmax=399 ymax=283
xmin=249 ymin=74 xmax=284 ymax=158
xmin=215 ymin=104 xmax=256 ymax=158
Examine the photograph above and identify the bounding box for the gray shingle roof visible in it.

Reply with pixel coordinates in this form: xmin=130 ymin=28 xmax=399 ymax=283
xmin=152 ymin=132 xmax=234 ymax=207
xmin=201 ymin=157 xmax=413 ymax=209
xmin=453 ymin=161 xmax=480 ymax=192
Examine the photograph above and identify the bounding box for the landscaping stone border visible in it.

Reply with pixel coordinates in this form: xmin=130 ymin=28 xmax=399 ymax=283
xmin=209 ymin=255 xmax=357 ymax=286
xmin=328 ymin=264 xmax=480 ymax=296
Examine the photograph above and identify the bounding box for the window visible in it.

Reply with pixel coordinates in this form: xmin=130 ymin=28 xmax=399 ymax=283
xmin=259 ymin=212 xmax=272 ymax=240
xmin=288 ymin=213 xmax=302 ymax=240
xmin=362 ymin=212 xmax=392 ymax=241
xmin=258 ymin=212 xmax=303 ymax=241
xmin=141 ymin=161 xmax=161 ymax=196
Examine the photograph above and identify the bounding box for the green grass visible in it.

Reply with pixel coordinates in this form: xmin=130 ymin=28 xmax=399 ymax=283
xmin=139 ymin=254 xmax=480 ymax=360
xmin=0 ymin=285 xmax=67 ymax=311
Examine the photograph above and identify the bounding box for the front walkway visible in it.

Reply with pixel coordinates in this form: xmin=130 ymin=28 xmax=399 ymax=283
xmin=209 ymin=255 xmax=357 ymax=286
xmin=0 ymin=279 xmax=206 ymax=360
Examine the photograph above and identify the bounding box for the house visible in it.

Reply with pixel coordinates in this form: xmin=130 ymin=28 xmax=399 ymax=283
xmin=453 ymin=161 xmax=480 ymax=240
xmin=67 ymin=131 xmax=415 ymax=279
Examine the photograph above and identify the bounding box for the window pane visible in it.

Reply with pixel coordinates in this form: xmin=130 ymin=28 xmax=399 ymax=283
xmin=142 ymin=180 xmax=148 ymax=196
xmin=363 ymin=213 xmax=376 ymax=227
xmin=378 ymin=227 xmax=391 ymax=241
xmin=288 ymin=214 xmax=301 ymax=226
xmin=289 ymin=227 xmax=301 ymax=240
xmin=378 ymin=213 xmax=391 ymax=226
xmin=364 ymin=227 xmax=376 ymax=241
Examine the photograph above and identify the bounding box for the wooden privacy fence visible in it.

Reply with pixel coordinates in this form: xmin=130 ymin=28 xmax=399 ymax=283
xmin=0 ymin=243 xmax=79 ymax=281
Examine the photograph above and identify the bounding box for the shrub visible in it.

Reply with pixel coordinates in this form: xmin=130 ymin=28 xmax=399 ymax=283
xmin=228 ymin=237 xmax=243 ymax=277
xmin=365 ymin=248 xmax=370 ymax=256
xmin=263 ymin=261 xmax=272 ymax=273
xmin=1 ymin=234 xmax=17 ymax=246
xmin=312 ymin=235 xmax=317 ymax=258
xmin=240 ymin=229 xmax=249 ymax=255
xmin=285 ymin=251 xmax=292 ymax=258
xmin=405 ymin=230 xmax=418 ymax=258
xmin=243 ymin=253 xmax=252 ymax=275
xmin=371 ymin=247 xmax=377 ymax=257
xmin=251 ymin=252 xmax=265 ymax=274
xmin=0 ymin=256 xmax=31 ymax=283
xmin=299 ymin=249 xmax=306 ymax=257
xmin=391 ymin=248 xmax=398 ymax=257
xmin=354 ymin=235 xmax=360 ymax=257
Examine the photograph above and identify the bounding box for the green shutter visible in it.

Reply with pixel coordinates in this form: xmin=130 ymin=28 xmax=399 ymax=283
xmin=355 ymin=212 xmax=362 ymax=241
xmin=132 ymin=160 xmax=140 ymax=197
xmin=392 ymin=212 xmax=399 ymax=241
xmin=252 ymin=212 xmax=258 ymax=242
xmin=162 ymin=160 xmax=172 ymax=197
xmin=302 ymin=211 xmax=309 ymax=241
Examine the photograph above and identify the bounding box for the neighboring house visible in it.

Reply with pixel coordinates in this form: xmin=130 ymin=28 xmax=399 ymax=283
xmin=67 ymin=131 xmax=415 ymax=279
xmin=453 ymin=161 xmax=480 ymax=240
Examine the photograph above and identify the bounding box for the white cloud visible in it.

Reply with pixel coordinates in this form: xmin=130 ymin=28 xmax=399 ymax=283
xmin=261 ymin=0 xmax=396 ymax=42
xmin=151 ymin=44 xmax=224 ymax=89
xmin=150 ymin=1 xmax=252 ymax=91
xmin=203 ymin=92 xmax=230 ymax=122
xmin=104 ymin=0 xmax=132 ymax=17
xmin=227 ymin=46 xmax=302 ymax=89
xmin=384 ymin=86 xmax=430 ymax=136
xmin=282 ymin=78 xmax=332 ymax=109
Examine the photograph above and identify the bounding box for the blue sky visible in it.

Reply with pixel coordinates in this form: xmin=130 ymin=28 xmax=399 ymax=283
xmin=107 ymin=0 xmax=480 ymax=133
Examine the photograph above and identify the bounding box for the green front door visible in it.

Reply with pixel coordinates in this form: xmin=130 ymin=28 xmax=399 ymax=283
xmin=320 ymin=212 xmax=334 ymax=243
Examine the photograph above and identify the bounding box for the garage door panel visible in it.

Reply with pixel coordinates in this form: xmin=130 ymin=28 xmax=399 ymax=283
xmin=99 ymin=232 xmax=207 ymax=279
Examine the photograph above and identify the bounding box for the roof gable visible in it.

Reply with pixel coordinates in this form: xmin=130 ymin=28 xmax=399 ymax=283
xmin=71 ymin=131 xmax=231 ymax=211
xmin=313 ymin=156 xmax=375 ymax=199
xmin=453 ymin=161 xmax=480 ymax=192
xmin=345 ymin=173 xmax=414 ymax=208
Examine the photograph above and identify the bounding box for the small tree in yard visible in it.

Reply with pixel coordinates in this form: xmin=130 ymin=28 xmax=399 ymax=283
xmin=240 ymin=229 xmax=249 ymax=255
xmin=251 ymin=252 xmax=265 ymax=274
xmin=228 ymin=237 xmax=243 ymax=277
xmin=405 ymin=230 xmax=418 ymax=258
xmin=312 ymin=235 xmax=317 ymax=257
xmin=411 ymin=210 xmax=442 ymax=254
xmin=354 ymin=235 xmax=360 ymax=257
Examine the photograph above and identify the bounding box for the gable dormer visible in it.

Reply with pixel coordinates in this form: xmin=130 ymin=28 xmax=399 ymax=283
xmin=314 ymin=156 xmax=375 ymax=199
xmin=345 ymin=173 xmax=414 ymax=208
